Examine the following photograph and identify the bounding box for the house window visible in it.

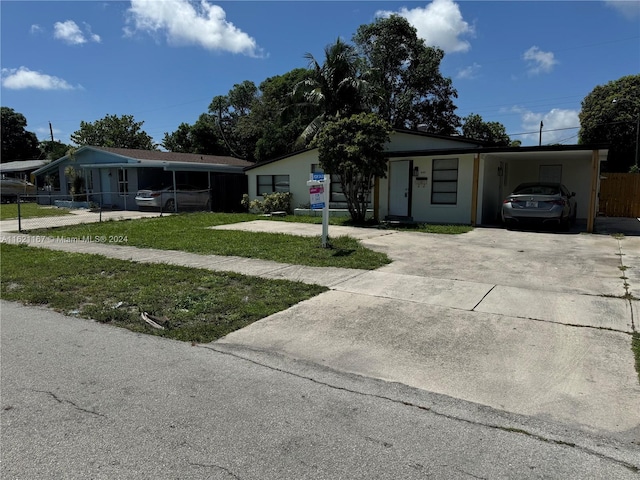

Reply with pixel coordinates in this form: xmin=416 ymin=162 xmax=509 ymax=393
xmin=118 ymin=169 xmax=129 ymax=196
xmin=257 ymin=175 xmax=289 ymax=195
xmin=431 ymin=158 xmax=458 ymax=205
xmin=85 ymin=170 xmax=94 ymax=192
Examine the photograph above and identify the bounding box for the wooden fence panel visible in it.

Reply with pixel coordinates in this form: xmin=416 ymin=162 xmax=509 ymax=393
xmin=599 ymin=173 xmax=640 ymax=217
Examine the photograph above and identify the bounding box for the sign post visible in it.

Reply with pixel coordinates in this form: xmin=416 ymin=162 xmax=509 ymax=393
xmin=307 ymin=173 xmax=330 ymax=248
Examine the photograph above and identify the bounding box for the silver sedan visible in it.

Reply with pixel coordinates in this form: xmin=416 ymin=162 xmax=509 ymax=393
xmin=135 ymin=184 xmax=210 ymax=212
xmin=501 ymin=182 xmax=577 ymax=228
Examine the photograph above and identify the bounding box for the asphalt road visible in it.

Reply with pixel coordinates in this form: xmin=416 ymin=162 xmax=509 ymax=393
xmin=2 ymin=301 xmax=639 ymax=479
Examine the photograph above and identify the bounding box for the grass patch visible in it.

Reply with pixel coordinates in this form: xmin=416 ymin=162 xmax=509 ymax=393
xmin=0 ymin=203 xmax=71 ymax=220
xmin=30 ymin=212 xmax=391 ymax=270
xmin=633 ymin=333 xmax=640 ymax=383
xmin=415 ymin=224 xmax=474 ymax=234
xmin=380 ymin=222 xmax=473 ymax=235
xmin=0 ymin=243 xmax=326 ymax=343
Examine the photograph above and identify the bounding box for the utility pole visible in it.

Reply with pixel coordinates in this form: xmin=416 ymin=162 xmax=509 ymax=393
xmin=49 ymin=122 xmax=54 ymax=142
xmin=539 ymin=121 xmax=543 ymax=146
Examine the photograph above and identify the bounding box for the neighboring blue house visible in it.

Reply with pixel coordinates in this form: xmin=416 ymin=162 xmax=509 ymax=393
xmin=33 ymin=146 xmax=251 ymax=211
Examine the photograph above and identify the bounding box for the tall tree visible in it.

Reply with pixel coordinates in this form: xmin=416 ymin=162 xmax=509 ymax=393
xmin=461 ymin=113 xmax=511 ymax=146
xmin=251 ymin=69 xmax=315 ymax=161
xmin=579 ymin=74 xmax=640 ymax=172
xmin=70 ymin=114 xmax=156 ymax=150
xmin=162 ymin=114 xmax=228 ymax=155
xmin=1 ymin=107 xmax=40 ymax=161
xmin=209 ymin=81 xmax=260 ymax=160
xmin=291 ymin=38 xmax=370 ymax=147
xmin=38 ymin=140 xmax=71 ymax=160
xmin=317 ymin=113 xmax=392 ymax=223
xmin=353 ymin=15 xmax=460 ymax=134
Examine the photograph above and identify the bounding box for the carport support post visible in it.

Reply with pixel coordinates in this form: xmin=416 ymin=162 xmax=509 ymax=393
xmin=587 ymin=149 xmax=599 ymax=233
xmin=471 ymin=153 xmax=480 ymax=226
xmin=172 ymin=171 xmax=177 ymax=213
xmin=17 ymin=195 xmax=22 ymax=233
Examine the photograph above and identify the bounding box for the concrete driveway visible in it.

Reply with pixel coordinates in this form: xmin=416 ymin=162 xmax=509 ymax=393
xmin=218 ymin=220 xmax=640 ymax=440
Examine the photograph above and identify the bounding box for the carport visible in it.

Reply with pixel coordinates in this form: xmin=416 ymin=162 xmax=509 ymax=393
xmin=472 ymin=145 xmax=609 ymax=232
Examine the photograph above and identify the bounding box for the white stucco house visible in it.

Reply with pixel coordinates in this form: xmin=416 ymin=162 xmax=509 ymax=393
xmin=244 ymin=129 xmax=608 ymax=232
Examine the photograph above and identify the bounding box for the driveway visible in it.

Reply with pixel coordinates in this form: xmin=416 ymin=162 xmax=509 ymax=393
xmin=217 ymin=220 xmax=640 ymax=440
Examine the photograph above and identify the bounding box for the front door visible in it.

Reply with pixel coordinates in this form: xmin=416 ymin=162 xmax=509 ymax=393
xmin=100 ymin=169 xmax=112 ymax=205
xmin=389 ymin=160 xmax=411 ymax=217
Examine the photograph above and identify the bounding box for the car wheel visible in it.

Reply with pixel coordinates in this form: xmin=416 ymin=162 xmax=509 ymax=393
xmin=164 ymin=198 xmax=176 ymax=212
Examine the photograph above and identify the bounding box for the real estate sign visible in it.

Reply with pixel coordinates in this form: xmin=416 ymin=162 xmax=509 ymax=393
xmin=309 ymin=185 xmax=325 ymax=210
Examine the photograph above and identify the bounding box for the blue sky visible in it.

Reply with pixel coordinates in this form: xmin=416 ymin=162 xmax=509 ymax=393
xmin=2 ymin=0 xmax=639 ymax=151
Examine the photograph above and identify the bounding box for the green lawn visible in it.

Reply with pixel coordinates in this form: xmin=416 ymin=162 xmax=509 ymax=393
xmin=0 ymin=202 xmax=71 ymax=220
xmin=0 ymin=243 xmax=327 ymax=343
xmin=31 ymin=212 xmax=392 ymax=270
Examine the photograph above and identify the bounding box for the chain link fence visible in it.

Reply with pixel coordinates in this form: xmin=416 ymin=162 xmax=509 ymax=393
xmin=6 ymin=189 xmax=213 ymax=233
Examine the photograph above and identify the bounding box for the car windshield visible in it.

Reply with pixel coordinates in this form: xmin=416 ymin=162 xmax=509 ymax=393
xmin=513 ymin=185 xmax=560 ymax=195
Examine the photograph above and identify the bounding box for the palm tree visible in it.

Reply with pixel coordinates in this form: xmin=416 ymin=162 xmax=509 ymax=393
xmin=290 ymin=38 xmax=370 ymax=148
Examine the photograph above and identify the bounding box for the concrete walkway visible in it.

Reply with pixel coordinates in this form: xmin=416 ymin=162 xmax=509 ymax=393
xmin=1 ymin=215 xmax=639 ymax=440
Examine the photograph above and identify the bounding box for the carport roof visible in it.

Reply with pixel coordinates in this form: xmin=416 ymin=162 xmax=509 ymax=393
xmin=0 ymin=159 xmax=48 ymax=173
xmin=386 ymin=143 xmax=610 ymax=159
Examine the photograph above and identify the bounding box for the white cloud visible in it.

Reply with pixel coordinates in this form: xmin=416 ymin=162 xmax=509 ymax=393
xmin=457 ymin=63 xmax=481 ymax=79
xmin=377 ymin=0 xmax=474 ymax=54
xmin=84 ymin=23 xmax=102 ymax=43
xmin=54 ymin=20 xmax=101 ymax=45
xmin=54 ymin=20 xmax=86 ymax=44
xmin=125 ymin=0 xmax=262 ymax=57
xmin=512 ymin=106 xmax=579 ymax=145
xmin=1 ymin=67 xmax=77 ymax=90
xmin=30 ymin=24 xmax=43 ymax=34
xmin=523 ymin=46 xmax=558 ymax=75
xmin=605 ymin=0 xmax=640 ymax=19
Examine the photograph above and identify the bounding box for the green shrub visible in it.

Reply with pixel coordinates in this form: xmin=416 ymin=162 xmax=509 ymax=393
xmin=242 ymin=192 xmax=292 ymax=214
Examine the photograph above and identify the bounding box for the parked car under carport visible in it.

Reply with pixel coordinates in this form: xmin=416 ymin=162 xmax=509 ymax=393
xmin=501 ymin=182 xmax=577 ymax=229
xmin=135 ymin=184 xmax=210 ymax=212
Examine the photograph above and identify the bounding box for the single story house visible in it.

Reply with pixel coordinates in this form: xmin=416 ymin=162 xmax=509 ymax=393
xmin=33 ymin=146 xmax=251 ymax=212
xmin=0 ymin=159 xmax=48 ymax=180
xmin=244 ymin=129 xmax=608 ymax=232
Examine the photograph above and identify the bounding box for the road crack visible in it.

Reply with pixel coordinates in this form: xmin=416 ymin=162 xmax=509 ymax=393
xmin=188 ymin=462 xmax=241 ymax=479
xmin=34 ymin=390 xmax=106 ymax=418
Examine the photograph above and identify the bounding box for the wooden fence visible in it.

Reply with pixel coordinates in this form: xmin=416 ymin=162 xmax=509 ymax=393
xmin=599 ymin=173 xmax=640 ymax=217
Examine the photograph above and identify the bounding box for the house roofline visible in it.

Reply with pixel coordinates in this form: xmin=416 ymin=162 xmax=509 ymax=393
xmin=32 ymin=146 xmax=115 ymax=176
xmin=34 ymin=146 xmax=249 ymax=176
xmin=244 ymin=129 xmax=489 ymax=171
xmin=392 ymin=128 xmax=487 ymax=146
xmin=245 ymin=142 xmax=611 ymax=172
xmin=244 ymin=147 xmax=316 ymax=171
